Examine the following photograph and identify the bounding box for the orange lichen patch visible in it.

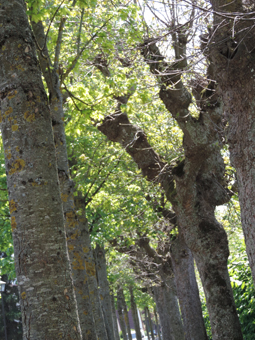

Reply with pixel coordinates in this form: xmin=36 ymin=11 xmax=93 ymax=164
xmin=72 ymin=252 xmax=85 ymax=270
xmin=85 ymin=261 xmax=96 ymax=277
xmin=82 ymin=295 xmax=89 ymax=300
xmin=100 ymin=294 xmax=104 ymax=300
xmin=7 ymin=90 xmax=17 ymax=100
xmin=86 ymin=330 xmax=91 ymax=336
xmin=6 ymin=150 xmax=12 ymax=160
xmin=9 ymin=199 xmax=17 ymax=214
xmin=66 ymin=211 xmax=77 ymax=228
xmin=21 ymin=292 xmax=26 ymax=299
xmin=15 ymin=146 xmax=20 ymax=152
xmin=83 ymin=246 xmax=89 ymax=253
xmin=68 ymin=244 xmax=74 ymax=251
xmin=83 ymin=311 xmax=88 ymax=315
xmin=9 ymin=158 xmax=25 ymax=175
xmin=61 ymin=193 xmax=68 ymax=202
xmin=11 ymin=216 xmax=17 ymax=231
xmin=54 ymin=106 xmax=58 ymax=111
xmin=5 ymin=107 xmax=13 ymax=116
xmin=12 ymin=124 xmax=19 ymax=131
xmin=65 ymin=295 xmax=70 ymax=300
xmin=24 ymin=111 xmax=35 ymax=122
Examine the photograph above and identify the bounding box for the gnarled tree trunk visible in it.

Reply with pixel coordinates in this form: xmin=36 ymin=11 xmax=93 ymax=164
xmin=208 ymin=0 xmax=255 ymax=286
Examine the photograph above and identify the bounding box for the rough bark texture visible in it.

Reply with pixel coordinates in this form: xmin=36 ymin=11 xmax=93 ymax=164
xmin=0 ymin=1 xmax=82 ymax=339
xmin=208 ymin=0 xmax=255 ymax=286
xmin=94 ymin=245 xmax=115 ymax=340
xmin=31 ymin=20 xmax=97 ymax=339
xmin=129 ymin=286 xmax=142 ymax=340
xmin=171 ymin=231 xmax=208 ymax=340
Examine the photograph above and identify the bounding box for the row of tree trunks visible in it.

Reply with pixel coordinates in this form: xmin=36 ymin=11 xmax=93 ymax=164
xmin=94 ymin=244 xmax=116 ymax=340
xmin=111 ymin=291 xmax=121 ymax=340
xmin=97 ymin=31 xmax=242 ymax=337
xmin=129 ymin=286 xmax=142 ymax=340
xmin=171 ymin=231 xmax=208 ymax=340
xmin=0 ymin=1 xmax=82 ymax=338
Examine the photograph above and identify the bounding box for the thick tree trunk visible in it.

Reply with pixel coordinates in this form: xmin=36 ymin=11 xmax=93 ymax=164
xmin=0 ymin=1 xmax=81 ymax=338
xmin=129 ymin=286 xmax=142 ymax=340
xmin=30 ymin=19 xmax=97 ymax=339
xmin=171 ymin=230 xmax=208 ymax=340
xmin=208 ymin=0 xmax=255 ymax=286
xmin=94 ymin=244 xmax=115 ymax=340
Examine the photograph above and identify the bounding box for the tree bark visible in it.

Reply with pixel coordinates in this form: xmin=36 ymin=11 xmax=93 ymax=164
xmin=30 ymin=19 xmax=97 ymax=340
xmin=117 ymin=287 xmax=128 ymax=340
xmin=94 ymin=244 xmax=115 ymax=340
xmin=111 ymin=291 xmax=121 ymax=340
xmin=154 ymin=308 xmax=162 ymax=340
xmin=0 ymin=1 xmax=82 ymax=338
xmin=129 ymin=286 xmax=142 ymax=340
xmin=153 ymin=286 xmax=173 ymax=340
xmin=171 ymin=230 xmax=208 ymax=340
xmin=208 ymin=0 xmax=255 ymax=286
xmin=144 ymin=307 xmax=151 ymax=340
xmin=75 ymin=196 xmax=108 ymax=340
xmin=145 ymin=306 xmax=155 ymax=340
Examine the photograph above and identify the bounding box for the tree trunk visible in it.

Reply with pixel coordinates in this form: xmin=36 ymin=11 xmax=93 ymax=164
xmin=30 ymin=19 xmax=97 ymax=340
xmin=208 ymin=0 xmax=255 ymax=287
xmin=145 ymin=306 xmax=155 ymax=340
xmin=154 ymin=308 xmax=162 ymax=340
xmin=118 ymin=287 xmax=132 ymax=340
xmin=94 ymin=244 xmax=115 ymax=340
xmin=0 ymin=1 xmax=81 ymax=338
xmin=171 ymin=230 xmax=208 ymax=340
xmin=129 ymin=286 xmax=142 ymax=340
xmin=76 ymin=197 xmax=108 ymax=340
xmin=144 ymin=308 xmax=151 ymax=340
xmin=117 ymin=288 xmax=128 ymax=340
xmin=111 ymin=291 xmax=121 ymax=340
xmin=153 ymin=286 xmax=173 ymax=340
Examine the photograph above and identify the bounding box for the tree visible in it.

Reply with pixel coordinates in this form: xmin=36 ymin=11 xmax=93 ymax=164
xmin=207 ymin=0 xmax=255 ymax=284
xmin=0 ymin=0 xmax=81 ymax=338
